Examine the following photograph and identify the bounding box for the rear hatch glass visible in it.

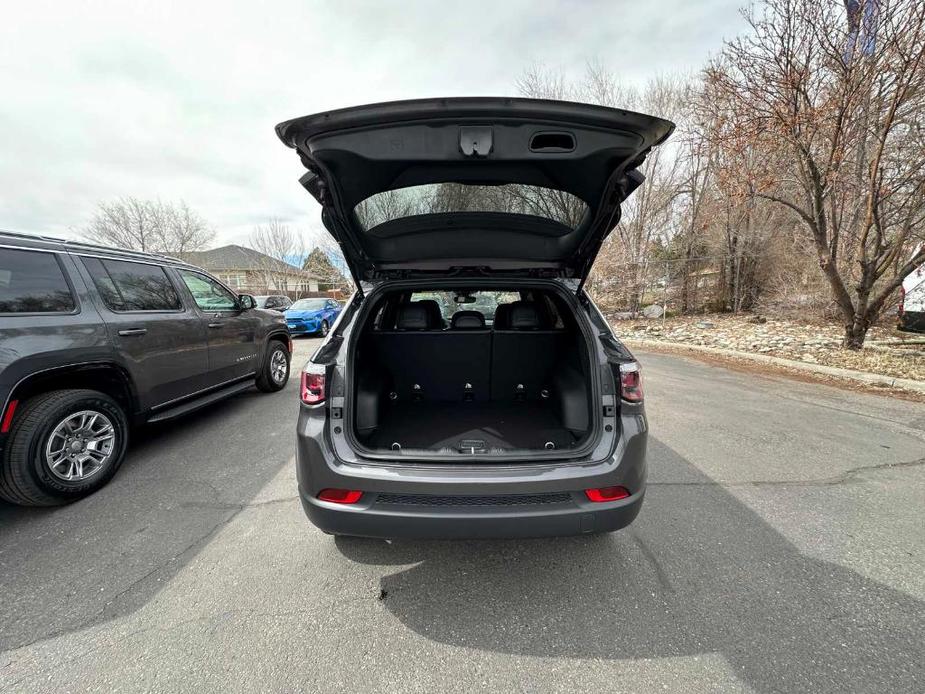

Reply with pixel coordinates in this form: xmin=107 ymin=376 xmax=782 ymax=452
xmin=356 ymin=183 xmax=587 ymax=232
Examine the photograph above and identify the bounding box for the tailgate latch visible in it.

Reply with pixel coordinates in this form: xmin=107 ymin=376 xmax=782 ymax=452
xmin=460 ymin=127 xmax=493 ymax=157
xmin=459 ymin=439 xmax=487 ymax=454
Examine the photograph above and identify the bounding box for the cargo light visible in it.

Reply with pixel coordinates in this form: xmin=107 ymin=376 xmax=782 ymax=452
xmin=317 ymin=488 xmax=363 ymax=504
xmin=584 ymin=486 xmax=631 ymax=502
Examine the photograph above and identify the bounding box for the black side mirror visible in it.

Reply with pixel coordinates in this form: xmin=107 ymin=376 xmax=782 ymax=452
xmin=238 ymin=294 xmax=257 ymax=310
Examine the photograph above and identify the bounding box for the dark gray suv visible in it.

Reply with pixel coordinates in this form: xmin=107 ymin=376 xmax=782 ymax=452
xmin=277 ymin=97 xmax=673 ymax=539
xmin=0 ymin=232 xmax=292 ymax=506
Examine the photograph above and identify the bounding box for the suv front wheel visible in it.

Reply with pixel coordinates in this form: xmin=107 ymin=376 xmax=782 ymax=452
xmin=255 ymin=341 xmax=290 ymax=392
xmin=0 ymin=389 xmax=129 ymax=506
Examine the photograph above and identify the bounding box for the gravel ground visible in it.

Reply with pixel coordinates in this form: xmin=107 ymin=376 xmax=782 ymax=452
xmin=614 ymin=314 xmax=925 ymax=381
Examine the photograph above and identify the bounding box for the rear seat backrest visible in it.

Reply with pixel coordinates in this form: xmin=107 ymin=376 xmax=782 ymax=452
xmin=492 ymin=303 xmax=513 ymax=329
xmin=491 ymin=301 xmax=564 ymax=400
xmin=509 ymin=300 xmax=552 ymax=329
xmin=376 ymin=301 xmax=491 ymax=400
xmin=450 ymin=310 xmax=485 ymax=329
xmin=396 ymin=301 xmax=440 ymax=330
xmin=416 ymin=299 xmax=446 ymax=329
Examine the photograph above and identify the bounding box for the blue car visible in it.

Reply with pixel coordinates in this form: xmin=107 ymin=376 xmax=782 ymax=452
xmin=283 ymin=298 xmax=342 ymax=337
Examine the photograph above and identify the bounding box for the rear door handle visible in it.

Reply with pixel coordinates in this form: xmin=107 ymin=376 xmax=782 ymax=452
xmin=208 ymin=322 xmax=223 ymax=329
xmin=118 ymin=328 xmax=147 ymax=337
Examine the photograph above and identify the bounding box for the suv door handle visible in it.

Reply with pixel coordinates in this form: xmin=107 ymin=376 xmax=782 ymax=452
xmin=208 ymin=322 xmax=223 ymax=329
xmin=118 ymin=328 xmax=148 ymax=337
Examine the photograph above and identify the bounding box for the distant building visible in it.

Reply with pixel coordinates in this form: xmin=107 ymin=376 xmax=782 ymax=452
xmin=181 ymin=245 xmax=320 ymax=294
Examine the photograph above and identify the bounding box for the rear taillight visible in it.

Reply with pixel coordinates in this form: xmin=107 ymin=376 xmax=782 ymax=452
xmin=317 ymin=488 xmax=363 ymax=504
xmin=300 ymin=365 xmax=326 ymax=404
xmin=585 ymin=486 xmax=631 ymax=502
xmin=619 ymin=363 xmax=644 ymax=403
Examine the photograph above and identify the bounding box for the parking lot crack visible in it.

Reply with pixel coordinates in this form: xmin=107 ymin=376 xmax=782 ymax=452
xmin=630 ymin=531 xmax=674 ymax=593
xmin=177 ymin=495 xmax=299 ymax=511
xmin=650 ymin=456 xmax=925 ymax=489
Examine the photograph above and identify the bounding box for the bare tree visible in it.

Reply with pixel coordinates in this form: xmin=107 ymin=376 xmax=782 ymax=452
xmin=307 ymin=227 xmax=353 ymax=293
xmin=81 ymin=197 xmax=213 ymax=255
xmin=706 ymin=0 xmax=925 ymax=348
xmin=161 ymin=201 xmax=214 ymax=255
xmin=82 ymin=197 xmax=158 ymax=252
xmin=355 ymin=188 xmax=426 ymax=229
xmin=515 ymin=64 xmax=577 ymax=101
xmin=590 ymin=68 xmax=689 ymax=313
xmin=249 ymin=219 xmax=307 ymax=293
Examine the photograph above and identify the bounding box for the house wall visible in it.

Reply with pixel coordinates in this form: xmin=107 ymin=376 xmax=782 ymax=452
xmin=212 ymin=270 xmax=319 ymax=294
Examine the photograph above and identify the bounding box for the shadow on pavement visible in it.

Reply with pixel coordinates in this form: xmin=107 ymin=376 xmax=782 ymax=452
xmin=335 ymin=437 xmax=924 ymax=693
xmin=0 ymin=382 xmax=299 ymax=652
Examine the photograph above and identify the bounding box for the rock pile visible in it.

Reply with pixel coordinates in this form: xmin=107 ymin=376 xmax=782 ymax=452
xmin=614 ymin=314 xmax=924 ymax=381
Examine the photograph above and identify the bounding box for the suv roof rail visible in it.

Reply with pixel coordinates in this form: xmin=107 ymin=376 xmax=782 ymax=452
xmin=0 ymin=229 xmax=70 ymax=244
xmin=61 ymin=239 xmax=186 ymax=264
xmin=1 ymin=228 xmax=191 ymax=266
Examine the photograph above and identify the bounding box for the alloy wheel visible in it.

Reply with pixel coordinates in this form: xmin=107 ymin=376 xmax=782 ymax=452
xmin=45 ymin=410 xmax=115 ymax=481
xmin=270 ymin=348 xmax=288 ymax=384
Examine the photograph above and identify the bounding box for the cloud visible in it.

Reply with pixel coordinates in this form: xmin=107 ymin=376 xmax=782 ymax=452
xmin=0 ymin=0 xmax=747 ymax=247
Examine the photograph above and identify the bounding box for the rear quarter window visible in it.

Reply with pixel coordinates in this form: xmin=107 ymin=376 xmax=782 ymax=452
xmin=0 ymin=248 xmax=76 ymax=314
xmin=81 ymin=257 xmax=182 ymax=312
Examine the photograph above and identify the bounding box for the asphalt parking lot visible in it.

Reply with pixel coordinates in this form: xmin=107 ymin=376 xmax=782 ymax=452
xmin=1 ymin=339 xmax=923 ymax=693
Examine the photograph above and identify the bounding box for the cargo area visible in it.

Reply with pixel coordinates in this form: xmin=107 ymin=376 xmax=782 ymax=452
xmin=350 ymin=287 xmax=596 ymax=456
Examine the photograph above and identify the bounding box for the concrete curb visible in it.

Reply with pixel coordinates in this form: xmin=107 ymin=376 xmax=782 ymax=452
xmin=623 ymin=338 xmax=925 ymax=394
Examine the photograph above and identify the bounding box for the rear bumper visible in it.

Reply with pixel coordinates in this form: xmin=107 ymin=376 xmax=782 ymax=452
xmin=300 ymin=488 xmax=644 ymax=539
xmin=287 ymin=324 xmax=317 ymax=335
xmin=295 ymin=400 xmax=648 ymax=539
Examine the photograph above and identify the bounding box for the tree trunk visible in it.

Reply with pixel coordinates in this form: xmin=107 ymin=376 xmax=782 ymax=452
xmin=843 ymin=294 xmax=873 ymax=349
xmin=843 ymin=319 xmax=869 ymax=350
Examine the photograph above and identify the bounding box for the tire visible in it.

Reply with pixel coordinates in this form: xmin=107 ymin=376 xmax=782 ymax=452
xmin=0 ymin=389 xmax=129 ymax=506
xmin=319 ymin=320 xmax=329 ymax=337
xmin=256 ymin=340 xmax=290 ymax=393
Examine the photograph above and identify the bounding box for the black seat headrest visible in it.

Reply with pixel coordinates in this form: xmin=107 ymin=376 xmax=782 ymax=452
xmin=396 ymin=301 xmax=441 ymax=330
xmin=416 ymin=299 xmax=445 ymax=329
xmin=450 ymin=310 xmax=486 ymax=330
xmin=493 ymin=303 xmax=513 ymax=330
xmin=508 ymin=301 xmax=548 ymax=329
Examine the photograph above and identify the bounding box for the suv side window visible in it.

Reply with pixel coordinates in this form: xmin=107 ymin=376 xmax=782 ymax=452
xmin=82 ymin=257 xmax=181 ymax=312
xmin=0 ymin=248 xmax=76 ymax=314
xmin=178 ymin=270 xmax=238 ymax=312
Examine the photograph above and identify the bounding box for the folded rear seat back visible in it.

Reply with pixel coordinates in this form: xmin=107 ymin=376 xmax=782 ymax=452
xmin=491 ymin=301 xmax=566 ymax=400
xmin=375 ymin=301 xmax=491 ymax=401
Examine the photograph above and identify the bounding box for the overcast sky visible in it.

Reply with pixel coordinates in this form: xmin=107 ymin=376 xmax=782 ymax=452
xmin=0 ymin=0 xmax=748 ymax=248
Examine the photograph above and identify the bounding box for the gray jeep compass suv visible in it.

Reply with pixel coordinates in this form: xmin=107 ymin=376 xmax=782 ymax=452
xmin=0 ymin=232 xmax=291 ymax=506
xmin=277 ymin=97 xmax=673 ymax=538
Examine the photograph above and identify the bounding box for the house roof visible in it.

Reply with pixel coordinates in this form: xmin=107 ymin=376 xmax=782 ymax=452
xmin=181 ymin=245 xmax=320 ymax=278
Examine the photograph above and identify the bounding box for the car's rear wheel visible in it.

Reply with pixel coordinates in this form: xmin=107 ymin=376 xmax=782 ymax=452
xmin=256 ymin=341 xmax=290 ymax=392
xmin=0 ymin=389 xmax=129 ymax=506
xmin=319 ymin=320 xmax=329 ymax=337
